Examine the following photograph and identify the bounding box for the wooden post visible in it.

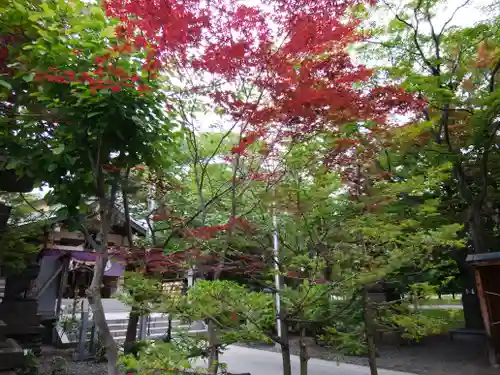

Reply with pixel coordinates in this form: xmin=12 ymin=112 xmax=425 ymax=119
xmin=74 ymin=311 xmax=90 ymax=361
xmin=89 ymin=320 xmax=99 ymax=358
xmin=166 ymin=314 xmax=172 ymax=341
xmin=475 ymin=268 xmax=491 ymax=336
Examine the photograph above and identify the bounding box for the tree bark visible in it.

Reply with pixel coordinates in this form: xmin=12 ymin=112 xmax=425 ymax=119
xmin=468 ymin=206 xmax=487 ymax=254
xmin=279 ymin=319 xmax=292 ymax=375
xmin=124 ymin=307 xmax=140 ymax=353
xmin=207 ymin=320 xmax=219 ymax=375
xmin=87 ymin=254 xmax=118 ymax=375
xmin=363 ymin=287 xmax=378 ymax=375
xmin=299 ymin=326 xmax=309 ymax=375
xmin=280 ymin=343 xmax=292 ymax=375
xmin=86 ymin=195 xmax=118 ymax=375
xmin=122 ymin=177 xmax=142 ymax=354
xmin=454 ymin=247 xmax=484 ymax=330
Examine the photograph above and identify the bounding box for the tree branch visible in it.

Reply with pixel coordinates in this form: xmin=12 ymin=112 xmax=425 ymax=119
xmin=489 ymin=59 xmax=500 ymax=93
xmin=438 ymin=0 xmax=473 ymax=38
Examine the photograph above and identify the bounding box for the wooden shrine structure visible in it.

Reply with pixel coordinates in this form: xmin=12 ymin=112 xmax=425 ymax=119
xmin=0 ymin=163 xmax=36 ymax=374
xmin=466 ymin=252 xmax=500 ymax=366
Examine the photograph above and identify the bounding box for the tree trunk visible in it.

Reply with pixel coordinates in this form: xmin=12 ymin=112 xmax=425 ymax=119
xmin=469 ymin=208 xmax=487 ymax=254
xmin=279 ymin=320 xmax=292 ymax=375
xmin=280 ymin=343 xmax=292 ymax=375
xmin=207 ymin=319 xmax=219 ymax=375
xmin=122 ymin=174 xmax=143 ymax=354
xmin=454 ymin=248 xmax=484 ymax=330
xmin=299 ymin=326 xmax=309 ymax=375
xmin=86 ymin=196 xmax=118 ymax=375
xmin=124 ymin=306 xmax=140 ymax=353
xmin=87 ymin=254 xmax=118 ymax=375
xmin=363 ymin=287 xmax=378 ymax=375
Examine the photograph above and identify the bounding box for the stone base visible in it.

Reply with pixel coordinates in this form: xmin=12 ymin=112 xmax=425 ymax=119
xmin=0 ymin=300 xmax=40 ymax=325
xmin=41 ymin=317 xmax=57 ymax=345
xmin=7 ymin=333 xmax=42 ymax=356
xmin=0 ymin=300 xmax=43 ymax=356
xmin=0 ymin=338 xmax=24 ymax=371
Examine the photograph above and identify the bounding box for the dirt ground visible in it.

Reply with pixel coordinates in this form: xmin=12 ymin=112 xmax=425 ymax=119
xmin=40 ymin=333 xmax=497 ymax=375
xmin=240 ymin=333 xmax=497 ymax=375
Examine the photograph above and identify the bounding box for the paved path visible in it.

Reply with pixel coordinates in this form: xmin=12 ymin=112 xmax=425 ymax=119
xmin=193 ymin=345 xmax=417 ymax=375
xmin=419 ymin=304 xmax=463 ymax=310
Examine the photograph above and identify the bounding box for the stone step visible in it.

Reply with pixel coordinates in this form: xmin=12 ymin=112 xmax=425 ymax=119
xmin=107 ymin=319 xmax=172 ymax=326
xmin=108 ymin=326 xmax=190 ymax=335
xmin=81 ymin=321 xmax=205 ymax=335
xmin=77 ymin=326 xmax=207 ymax=342
xmin=106 ymin=321 xmax=188 ymax=329
xmin=112 ymin=329 xmax=207 ymax=342
xmin=0 ymin=277 xmax=5 ymax=302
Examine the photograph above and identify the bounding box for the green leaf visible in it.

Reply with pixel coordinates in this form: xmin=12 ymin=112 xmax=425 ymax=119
xmin=5 ymin=159 xmax=20 ymax=169
xmin=48 ymin=164 xmax=57 ymax=172
xmin=0 ymin=80 xmax=12 ymax=90
xmin=90 ymin=6 xmax=105 ymax=20
xmin=12 ymin=1 xmax=26 ymax=12
xmin=23 ymin=74 xmax=34 ymax=82
xmin=52 ymin=144 xmax=65 ymax=155
xmin=28 ymin=13 xmax=43 ymax=22
xmin=100 ymin=25 xmax=116 ymax=38
xmin=132 ymin=115 xmax=142 ymax=124
xmin=40 ymin=4 xmax=56 ymax=17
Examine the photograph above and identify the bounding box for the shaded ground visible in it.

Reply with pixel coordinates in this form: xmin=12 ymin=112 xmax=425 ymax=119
xmin=40 ymin=332 xmax=496 ymax=375
xmin=42 ymin=302 xmax=487 ymax=375
xmin=39 ymin=345 xmax=413 ymax=375
xmin=39 ymin=347 xmax=106 ymax=375
xmin=238 ymin=333 xmax=496 ymax=375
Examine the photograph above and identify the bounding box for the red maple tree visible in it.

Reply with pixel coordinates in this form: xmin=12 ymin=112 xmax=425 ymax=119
xmin=103 ymin=0 xmax=423 ymax=192
xmin=21 ymin=0 xmax=426 ymax=277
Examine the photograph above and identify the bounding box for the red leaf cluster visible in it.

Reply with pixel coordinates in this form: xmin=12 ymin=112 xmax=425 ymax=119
xmin=108 ymin=246 xmax=265 ymax=275
xmin=231 ymin=130 xmax=266 ymax=155
xmin=0 ymin=32 xmax=23 ymax=75
xmin=35 ymin=54 xmax=151 ymax=95
xmin=102 ymin=164 xmax=121 ymax=172
xmin=183 ymin=216 xmax=253 ymax=240
xmin=247 ymin=173 xmax=271 ymax=181
xmin=103 ymin=0 xmax=422 ymax=187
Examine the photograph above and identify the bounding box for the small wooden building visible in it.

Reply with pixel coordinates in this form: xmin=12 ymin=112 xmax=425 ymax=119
xmin=466 ymin=252 xmax=500 ymax=365
xmin=27 ymin=202 xmax=147 ymax=324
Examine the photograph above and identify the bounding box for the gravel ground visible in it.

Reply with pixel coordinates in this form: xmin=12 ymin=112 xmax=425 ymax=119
xmin=40 ymin=333 xmax=496 ymax=375
xmin=238 ymin=334 xmax=497 ymax=375
xmin=39 ymin=347 xmax=107 ymax=375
